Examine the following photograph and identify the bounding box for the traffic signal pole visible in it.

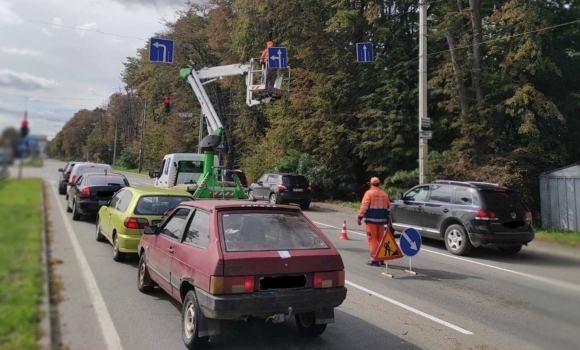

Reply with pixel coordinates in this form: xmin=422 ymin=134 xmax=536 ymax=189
xmin=418 ymin=0 xmax=428 ymax=184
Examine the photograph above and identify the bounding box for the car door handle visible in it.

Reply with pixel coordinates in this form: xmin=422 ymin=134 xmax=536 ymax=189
xmin=167 ymin=247 xmax=174 ymax=253
xmin=443 ymin=209 xmax=449 ymax=213
xmin=417 ymin=207 xmax=422 ymax=211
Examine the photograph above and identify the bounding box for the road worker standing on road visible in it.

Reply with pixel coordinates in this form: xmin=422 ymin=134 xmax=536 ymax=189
xmin=357 ymin=177 xmax=391 ymax=266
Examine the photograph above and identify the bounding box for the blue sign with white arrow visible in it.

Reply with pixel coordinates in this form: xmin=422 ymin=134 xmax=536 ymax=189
xmin=149 ymin=38 xmax=174 ymax=64
xmin=399 ymin=227 xmax=422 ymax=257
xmin=356 ymin=42 xmax=373 ymax=63
xmin=267 ymin=47 xmax=287 ymax=68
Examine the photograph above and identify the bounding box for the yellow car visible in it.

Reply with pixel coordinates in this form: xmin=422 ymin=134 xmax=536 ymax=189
xmin=95 ymin=186 xmax=194 ymax=262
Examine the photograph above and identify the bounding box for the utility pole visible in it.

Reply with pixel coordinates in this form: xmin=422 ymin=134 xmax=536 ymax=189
xmin=112 ymin=117 xmax=118 ymax=166
xmin=138 ymin=101 xmax=146 ymax=173
xmin=418 ymin=0 xmax=429 ymax=184
xmin=197 ymin=110 xmax=203 ymax=153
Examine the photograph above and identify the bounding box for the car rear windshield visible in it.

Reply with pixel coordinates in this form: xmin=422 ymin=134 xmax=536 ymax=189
xmin=221 ymin=212 xmax=329 ymax=252
xmin=134 ymin=195 xmax=193 ymax=215
xmin=224 ymin=171 xmax=247 ymax=184
xmin=86 ymin=175 xmax=126 ymax=186
xmin=282 ymin=175 xmax=308 ymax=185
xmin=479 ymin=190 xmax=528 ymax=212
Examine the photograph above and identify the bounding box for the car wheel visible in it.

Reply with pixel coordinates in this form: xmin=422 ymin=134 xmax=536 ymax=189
xmin=498 ymin=245 xmax=523 ymax=254
xmin=444 ymin=224 xmax=473 ymax=256
xmin=269 ymin=193 xmax=278 ymax=205
xmin=58 ymin=184 xmax=65 ymax=195
xmin=113 ymin=234 xmax=126 ymax=262
xmin=95 ymin=219 xmax=105 ymax=242
xmin=295 ymin=312 xmax=327 ymax=337
xmin=248 ymin=190 xmax=256 ymax=202
xmin=66 ymin=199 xmax=72 ymax=212
xmin=137 ymin=253 xmax=155 ymax=293
xmin=72 ymin=201 xmax=81 ymax=221
xmin=182 ymin=290 xmax=210 ymax=349
xmin=300 ymin=201 xmax=311 ymax=210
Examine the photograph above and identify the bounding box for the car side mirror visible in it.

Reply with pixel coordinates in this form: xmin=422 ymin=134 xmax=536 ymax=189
xmin=58 ymin=168 xmax=64 ymax=172
xmin=257 ymin=180 xmax=263 ymax=185
xmin=397 ymin=193 xmax=403 ymax=200
xmin=143 ymin=225 xmax=159 ymax=235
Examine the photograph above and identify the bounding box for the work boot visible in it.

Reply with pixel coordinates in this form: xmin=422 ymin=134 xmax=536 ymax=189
xmin=366 ymin=260 xmax=380 ymax=266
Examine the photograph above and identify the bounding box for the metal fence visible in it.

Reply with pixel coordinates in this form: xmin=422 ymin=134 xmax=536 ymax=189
xmin=539 ymin=164 xmax=580 ymax=231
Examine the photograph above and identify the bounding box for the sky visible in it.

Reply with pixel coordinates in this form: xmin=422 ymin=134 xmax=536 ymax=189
xmin=0 ymin=0 xmax=189 ymax=140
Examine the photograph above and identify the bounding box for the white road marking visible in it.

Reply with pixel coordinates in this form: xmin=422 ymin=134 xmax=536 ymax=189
xmin=49 ymin=184 xmax=124 ymax=350
xmin=314 ymin=221 xmax=580 ymax=294
xmin=345 ymin=280 xmax=473 ymax=335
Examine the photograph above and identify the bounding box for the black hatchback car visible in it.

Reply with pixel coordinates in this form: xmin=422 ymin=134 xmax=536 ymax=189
xmin=248 ymin=173 xmax=312 ymax=210
xmin=390 ymin=180 xmax=534 ymax=256
xmin=67 ymin=172 xmax=130 ymax=220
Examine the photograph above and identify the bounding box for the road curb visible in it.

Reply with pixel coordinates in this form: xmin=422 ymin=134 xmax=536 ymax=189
xmin=38 ymin=181 xmax=53 ymax=350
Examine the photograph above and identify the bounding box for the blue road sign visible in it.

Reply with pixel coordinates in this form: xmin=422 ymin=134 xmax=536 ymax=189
xmin=399 ymin=227 xmax=422 ymax=257
xmin=149 ymin=38 xmax=174 ymax=63
xmin=267 ymin=47 xmax=287 ymax=68
xmin=24 ymin=136 xmax=38 ymax=147
xmin=356 ymin=42 xmax=373 ymax=63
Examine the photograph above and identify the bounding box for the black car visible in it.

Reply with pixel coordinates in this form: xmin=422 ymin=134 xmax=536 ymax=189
xmin=390 ymin=180 xmax=534 ymax=256
xmin=66 ymin=173 xmax=129 ymax=220
xmin=58 ymin=161 xmax=83 ymax=195
xmin=248 ymin=173 xmax=312 ymax=210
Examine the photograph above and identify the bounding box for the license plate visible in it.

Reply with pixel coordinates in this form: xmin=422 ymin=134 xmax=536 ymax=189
xmin=293 ymin=188 xmax=303 ymax=192
xmin=98 ymin=200 xmax=108 ymax=206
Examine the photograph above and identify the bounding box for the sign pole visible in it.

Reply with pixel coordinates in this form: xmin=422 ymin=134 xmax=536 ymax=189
xmin=406 ymin=258 xmax=417 ymax=275
xmin=382 ymin=261 xmax=394 ymax=279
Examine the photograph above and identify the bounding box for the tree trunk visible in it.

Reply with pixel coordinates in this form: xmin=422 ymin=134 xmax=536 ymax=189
xmin=469 ymin=0 xmax=485 ymax=108
xmin=444 ymin=31 xmax=470 ymax=125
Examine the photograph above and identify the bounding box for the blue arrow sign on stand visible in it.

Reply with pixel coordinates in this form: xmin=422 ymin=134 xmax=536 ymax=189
xmin=399 ymin=227 xmax=422 ymax=257
xmin=356 ymin=42 xmax=373 ymax=63
xmin=149 ymin=38 xmax=174 ymax=63
xmin=267 ymin=47 xmax=287 ymax=68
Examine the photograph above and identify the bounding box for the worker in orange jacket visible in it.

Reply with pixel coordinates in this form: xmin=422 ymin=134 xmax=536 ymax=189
xmin=260 ymin=41 xmax=274 ymax=86
xmin=357 ymin=177 xmax=391 ymax=266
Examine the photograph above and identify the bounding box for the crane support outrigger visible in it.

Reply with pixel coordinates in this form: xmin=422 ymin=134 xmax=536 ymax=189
xmin=177 ymin=58 xmax=290 ymax=199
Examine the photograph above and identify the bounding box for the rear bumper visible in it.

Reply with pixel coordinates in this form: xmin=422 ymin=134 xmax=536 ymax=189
xmin=78 ymin=200 xmax=108 ymax=215
xmin=467 ymin=221 xmax=534 ymax=247
xmin=278 ymin=192 xmax=311 ymax=203
xmin=117 ymin=233 xmax=141 ymax=253
xmin=196 ymin=287 xmax=347 ymax=320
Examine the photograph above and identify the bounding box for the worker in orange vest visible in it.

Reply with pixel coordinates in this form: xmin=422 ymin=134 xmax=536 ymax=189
xmin=260 ymin=41 xmax=274 ymax=86
xmin=357 ymin=177 xmax=391 ymax=266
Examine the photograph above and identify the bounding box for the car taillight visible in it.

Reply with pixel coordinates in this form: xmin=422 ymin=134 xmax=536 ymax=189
xmin=313 ymin=271 xmax=345 ymax=289
xmin=124 ymin=217 xmax=149 ymax=229
xmin=476 ymin=210 xmax=497 ymax=220
xmin=307 ymin=186 xmax=312 ymax=192
xmin=525 ymin=211 xmax=532 ymax=223
xmin=79 ymin=187 xmax=90 ymax=198
xmin=278 ymin=185 xmax=287 ymax=191
xmin=210 ymin=276 xmax=254 ymax=294
xmin=71 ymin=175 xmax=76 ymax=184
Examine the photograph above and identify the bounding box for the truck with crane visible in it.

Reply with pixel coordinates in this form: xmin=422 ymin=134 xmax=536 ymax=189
xmin=148 ymin=57 xmax=289 ymax=199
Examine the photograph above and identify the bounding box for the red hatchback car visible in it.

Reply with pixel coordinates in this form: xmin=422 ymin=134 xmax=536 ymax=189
xmin=137 ymin=200 xmax=347 ymax=349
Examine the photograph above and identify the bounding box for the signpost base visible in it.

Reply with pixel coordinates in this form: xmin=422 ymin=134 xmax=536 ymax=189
xmin=405 ymin=258 xmax=418 ymax=276
xmin=381 ymin=261 xmax=395 ymax=278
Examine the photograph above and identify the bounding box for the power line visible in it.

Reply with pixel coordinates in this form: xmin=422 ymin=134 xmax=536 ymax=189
xmin=24 ymin=19 xmax=147 ymax=42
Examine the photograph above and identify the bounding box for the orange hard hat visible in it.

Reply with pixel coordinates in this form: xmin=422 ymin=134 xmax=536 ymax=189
xmin=266 ymin=41 xmax=274 ymax=47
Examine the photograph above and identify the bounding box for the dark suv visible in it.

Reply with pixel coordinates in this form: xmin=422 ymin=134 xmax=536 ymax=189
xmin=58 ymin=161 xmax=83 ymax=195
xmin=248 ymin=173 xmax=312 ymax=210
xmin=390 ymin=180 xmax=534 ymax=256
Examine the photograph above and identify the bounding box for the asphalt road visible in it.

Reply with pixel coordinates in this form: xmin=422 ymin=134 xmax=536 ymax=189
xmin=13 ymin=159 xmax=580 ymax=350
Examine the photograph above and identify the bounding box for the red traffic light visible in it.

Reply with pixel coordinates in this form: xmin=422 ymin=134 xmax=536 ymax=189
xmin=21 ymin=120 xmax=29 ymax=128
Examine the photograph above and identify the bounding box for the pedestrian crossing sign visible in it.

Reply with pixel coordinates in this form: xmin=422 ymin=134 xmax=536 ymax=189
xmin=373 ymin=229 xmax=403 ymax=261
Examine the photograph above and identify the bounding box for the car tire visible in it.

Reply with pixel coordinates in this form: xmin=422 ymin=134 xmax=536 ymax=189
xmin=295 ymin=312 xmax=327 ymax=337
xmin=72 ymin=201 xmax=81 ymax=221
xmin=58 ymin=185 xmax=66 ymax=195
xmin=66 ymin=199 xmax=72 ymax=213
xmin=137 ymin=253 xmax=155 ymax=293
xmin=95 ymin=219 xmax=105 ymax=242
xmin=300 ymin=202 xmax=311 ymax=210
xmin=498 ymin=245 xmax=523 ymax=254
xmin=444 ymin=224 xmax=473 ymax=256
xmin=269 ymin=193 xmax=278 ymax=205
xmin=248 ymin=190 xmax=256 ymax=202
xmin=182 ymin=290 xmax=210 ymax=350
xmin=113 ymin=234 xmax=126 ymax=262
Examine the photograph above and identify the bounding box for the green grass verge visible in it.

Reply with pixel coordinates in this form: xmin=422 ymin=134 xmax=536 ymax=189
xmin=0 ymin=179 xmax=43 ymax=349
xmin=326 ymin=200 xmax=360 ymax=210
xmin=534 ymin=229 xmax=580 ymax=246
xmin=22 ymin=158 xmax=44 ymax=167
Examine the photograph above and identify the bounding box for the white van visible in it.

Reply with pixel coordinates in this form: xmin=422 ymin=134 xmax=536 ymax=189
xmin=149 ymin=153 xmax=219 ymax=188
xmin=68 ymin=162 xmax=113 ymax=189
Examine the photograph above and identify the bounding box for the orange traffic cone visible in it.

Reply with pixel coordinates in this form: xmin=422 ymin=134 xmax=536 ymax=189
xmin=339 ymin=220 xmax=350 ymax=240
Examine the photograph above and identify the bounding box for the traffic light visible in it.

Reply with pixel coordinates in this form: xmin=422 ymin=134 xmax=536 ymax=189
xmin=164 ymin=97 xmax=171 ymax=114
xmin=20 ymin=119 xmax=29 ymax=138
